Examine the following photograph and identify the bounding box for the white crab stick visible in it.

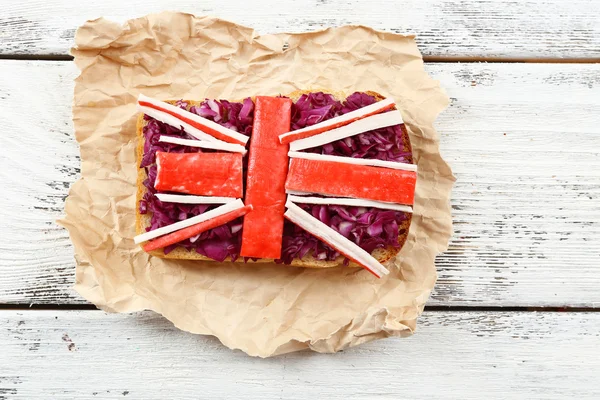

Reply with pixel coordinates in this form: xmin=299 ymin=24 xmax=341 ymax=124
xmin=138 ymin=104 xmax=225 ymax=144
xmin=288 ymin=110 xmax=404 ymax=151
xmin=155 ymin=194 xmax=238 ymax=204
xmin=284 ymin=200 xmax=390 ymax=278
xmin=159 ymin=136 xmax=247 ymax=155
xmin=287 ymin=194 xmax=413 ymax=213
xmin=288 ymin=151 xmax=417 ymax=172
xmin=279 ymin=97 xmax=396 ymax=144
xmin=134 ymin=199 xmax=244 ymax=244
xmin=138 ymin=94 xmax=249 ymax=145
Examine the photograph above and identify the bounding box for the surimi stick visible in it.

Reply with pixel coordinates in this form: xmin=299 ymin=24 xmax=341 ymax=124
xmin=279 ymin=97 xmax=396 ymax=144
xmin=285 ymin=158 xmax=417 ymax=205
xmin=134 ymin=199 xmax=245 ymax=244
xmin=284 ymin=201 xmax=389 ymax=278
xmin=143 ymin=205 xmax=253 ymax=252
xmin=288 ymin=110 xmax=403 ymax=151
xmin=138 ymin=104 xmax=225 ymax=144
xmin=138 ymin=94 xmax=249 ymax=145
xmin=240 ymin=96 xmax=292 ymax=259
xmin=155 ymin=194 xmax=238 ymax=204
xmin=287 ymin=194 xmax=413 ymax=213
xmin=155 ymin=151 xmax=243 ymax=197
xmin=159 ymin=136 xmax=247 ymax=155
xmin=288 ymin=151 xmax=417 ymax=172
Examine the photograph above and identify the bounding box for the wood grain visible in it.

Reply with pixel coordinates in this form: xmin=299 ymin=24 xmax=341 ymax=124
xmin=1 ymin=0 xmax=599 ymax=59
xmin=1 ymin=310 xmax=599 ymax=398
xmin=0 ymin=60 xmax=599 ymax=306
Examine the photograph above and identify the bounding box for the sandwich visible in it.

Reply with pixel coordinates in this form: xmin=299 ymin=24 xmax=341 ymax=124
xmin=134 ymin=90 xmax=416 ymax=278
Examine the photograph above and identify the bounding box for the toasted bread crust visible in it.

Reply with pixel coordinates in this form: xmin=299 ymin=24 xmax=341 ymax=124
xmin=135 ymin=90 xmax=413 ymax=267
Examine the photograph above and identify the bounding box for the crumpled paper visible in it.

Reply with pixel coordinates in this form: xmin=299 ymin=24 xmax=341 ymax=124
xmin=60 ymin=12 xmax=454 ymax=357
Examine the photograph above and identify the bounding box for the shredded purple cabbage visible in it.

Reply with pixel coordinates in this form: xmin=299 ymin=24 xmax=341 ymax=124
xmin=190 ymin=98 xmax=254 ymax=135
xmin=139 ymin=98 xmax=254 ymax=261
xmin=291 ymin=92 xmax=343 ymax=130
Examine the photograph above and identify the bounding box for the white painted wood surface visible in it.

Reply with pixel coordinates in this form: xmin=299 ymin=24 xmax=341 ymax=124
xmin=1 ymin=3 xmax=599 ymax=394
xmin=1 ymin=310 xmax=599 ymax=399
xmin=1 ymin=0 xmax=600 ymax=59
xmin=1 ymin=60 xmax=599 ymax=306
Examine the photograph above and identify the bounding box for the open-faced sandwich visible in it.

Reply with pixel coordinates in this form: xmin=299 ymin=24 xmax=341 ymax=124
xmin=134 ymin=90 xmax=416 ymax=278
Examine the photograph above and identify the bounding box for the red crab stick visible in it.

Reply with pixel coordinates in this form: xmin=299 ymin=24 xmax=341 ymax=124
xmin=285 ymin=158 xmax=417 ymax=205
xmin=138 ymin=94 xmax=249 ymax=146
xmin=284 ymin=201 xmax=389 ymax=278
xmin=279 ymin=97 xmax=395 ymax=144
xmin=155 ymin=151 xmax=243 ymax=197
xmin=143 ymin=205 xmax=253 ymax=252
xmin=240 ymin=96 xmax=292 ymax=259
xmin=134 ymin=199 xmax=244 ymax=244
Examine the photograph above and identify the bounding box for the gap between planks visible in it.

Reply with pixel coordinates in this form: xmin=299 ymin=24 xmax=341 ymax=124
xmin=1 ymin=304 xmax=599 ymax=312
xmin=3 ymin=0 xmax=600 ymax=60
xmin=2 ymin=54 xmax=600 ymax=64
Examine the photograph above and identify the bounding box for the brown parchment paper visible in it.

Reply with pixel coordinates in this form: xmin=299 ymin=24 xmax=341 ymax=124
xmin=60 ymin=12 xmax=454 ymax=357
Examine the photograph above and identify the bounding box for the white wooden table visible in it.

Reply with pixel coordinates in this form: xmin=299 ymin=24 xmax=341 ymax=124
xmin=1 ymin=1 xmax=599 ymax=398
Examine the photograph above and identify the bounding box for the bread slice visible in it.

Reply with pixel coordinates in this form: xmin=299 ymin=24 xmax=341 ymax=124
xmin=135 ymin=90 xmax=413 ymax=267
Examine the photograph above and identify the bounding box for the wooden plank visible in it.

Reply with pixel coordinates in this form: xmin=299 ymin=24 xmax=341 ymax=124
xmin=1 ymin=0 xmax=599 ymax=59
xmin=1 ymin=310 xmax=599 ymax=398
xmin=0 ymin=60 xmax=599 ymax=306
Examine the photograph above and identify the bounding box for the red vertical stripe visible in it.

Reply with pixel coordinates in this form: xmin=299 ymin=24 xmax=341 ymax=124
xmin=241 ymin=97 xmax=292 ymax=259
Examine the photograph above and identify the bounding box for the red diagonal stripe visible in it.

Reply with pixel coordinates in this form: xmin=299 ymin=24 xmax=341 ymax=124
xmin=143 ymin=205 xmax=253 ymax=252
xmin=139 ymin=101 xmax=246 ymax=145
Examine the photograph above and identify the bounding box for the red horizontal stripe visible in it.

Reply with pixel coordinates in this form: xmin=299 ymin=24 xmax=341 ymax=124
xmin=155 ymin=152 xmax=243 ymax=197
xmin=285 ymin=158 xmax=416 ymax=205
